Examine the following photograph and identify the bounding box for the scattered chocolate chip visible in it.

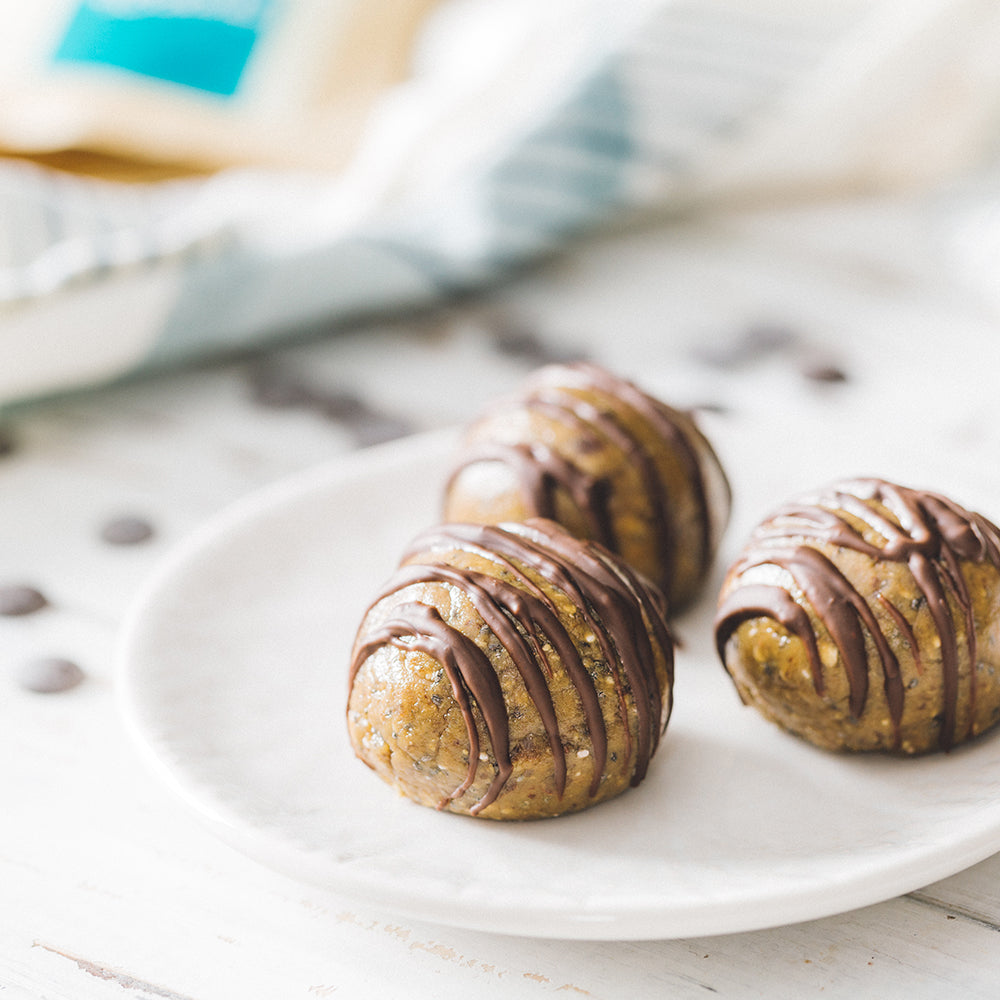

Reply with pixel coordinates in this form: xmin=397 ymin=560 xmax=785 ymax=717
xmin=246 ymin=363 xmax=414 ymax=445
xmin=694 ymin=323 xmax=851 ymax=388
xmin=490 ymin=325 xmax=539 ymax=357
xmin=492 ymin=327 xmax=550 ymax=360
xmin=247 ymin=363 xmax=315 ymax=409
xmin=315 ymin=389 xmax=368 ymax=422
xmin=801 ymin=362 xmax=849 ymax=384
xmin=100 ymin=516 xmax=155 ymax=546
xmin=486 ymin=316 xmax=588 ymax=365
xmin=15 ymin=656 xmax=85 ymax=693
xmin=0 ymin=426 xmax=16 ymax=457
xmin=692 ymin=324 xmax=799 ymax=369
xmin=0 ymin=585 xmax=48 ymax=617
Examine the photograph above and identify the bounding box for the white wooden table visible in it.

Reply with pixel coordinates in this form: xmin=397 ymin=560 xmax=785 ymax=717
xmin=2 ymin=194 xmax=999 ymax=999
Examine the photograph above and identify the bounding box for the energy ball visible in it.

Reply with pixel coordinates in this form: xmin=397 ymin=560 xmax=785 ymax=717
xmin=714 ymin=478 xmax=1000 ymax=754
xmin=442 ymin=363 xmax=730 ymax=611
xmin=347 ymin=519 xmax=674 ymax=819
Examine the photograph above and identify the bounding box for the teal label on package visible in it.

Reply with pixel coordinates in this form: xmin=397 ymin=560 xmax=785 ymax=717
xmin=53 ymin=1 xmax=274 ymax=97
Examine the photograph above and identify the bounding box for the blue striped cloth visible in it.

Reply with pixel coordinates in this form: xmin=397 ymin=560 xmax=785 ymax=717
xmin=1 ymin=0 xmax=995 ymax=405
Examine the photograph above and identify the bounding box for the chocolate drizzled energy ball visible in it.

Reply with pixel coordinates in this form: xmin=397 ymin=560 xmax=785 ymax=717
xmin=715 ymin=479 xmax=1000 ymax=754
xmin=442 ymin=363 xmax=730 ymax=611
xmin=347 ymin=520 xmax=674 ymax=820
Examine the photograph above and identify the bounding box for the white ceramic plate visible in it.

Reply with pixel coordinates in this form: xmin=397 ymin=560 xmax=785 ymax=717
xmin=117 ymin=429 xmax=1000 ymax=940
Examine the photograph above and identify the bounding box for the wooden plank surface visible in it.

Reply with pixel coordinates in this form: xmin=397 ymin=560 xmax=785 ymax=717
xmin=1 ymin=196 xmax=998 ymax=999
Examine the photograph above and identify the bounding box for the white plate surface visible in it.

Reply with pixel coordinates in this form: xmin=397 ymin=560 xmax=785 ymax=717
xmin=117 ymin=428 xmax=1000 ymax=940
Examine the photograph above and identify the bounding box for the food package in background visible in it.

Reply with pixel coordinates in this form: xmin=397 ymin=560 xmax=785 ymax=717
xmin=0 ymin=0 xmax=441 ymax=177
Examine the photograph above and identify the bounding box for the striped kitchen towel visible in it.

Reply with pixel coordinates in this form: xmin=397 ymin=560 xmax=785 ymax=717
xmin=2 ymin=0 xmax=999 ymax=406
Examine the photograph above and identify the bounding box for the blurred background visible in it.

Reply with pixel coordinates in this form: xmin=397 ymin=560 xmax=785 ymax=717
xmin=4 ymin=0 xmax=1000 ymax=408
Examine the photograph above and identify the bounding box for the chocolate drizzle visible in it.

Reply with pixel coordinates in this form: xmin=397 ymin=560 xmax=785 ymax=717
xmin=444 ymin=363 xmax=722 ymax=603
xmin=353 ymin=601 xmax=512 ymax=810
xmin=448 ymin=440 xmax=616 ymax=553
xmin=349 ymin=520 xmax=673 ymax=815
xmin=714 ymin=479 xmax=1000 ymax=750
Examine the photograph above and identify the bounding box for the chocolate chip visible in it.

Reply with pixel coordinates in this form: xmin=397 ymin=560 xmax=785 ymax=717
xmin=0 ymin=427 xmax=16 ymax=457
xmin=487 ymin=317 xmax=588 ymax=365
xmin=801 ymin=362 xmax=849 ymax=384
xmin=693 ymin=324 xmax=799 ymax=369
xmin=15 ymin=656 xmax=85 ymax=693
xmin=247 ymin=362 xmax=415 ymax=446
xmin=0 ymin=585 xmax=48 ymax=616
xmin=315 ymin=390 xmax=368 ymax=422
xmin=492 ymin=326 xmax=554 ymax=361
xmin=100 ymin=516 xmax=155 ymax=546
xmin=247 ymin=364 xmax=314 ymax=408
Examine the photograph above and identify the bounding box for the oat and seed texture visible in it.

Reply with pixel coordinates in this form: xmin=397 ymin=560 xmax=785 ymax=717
xmin=442 ymin=362 xmax=730 ymax=611
xmin=347 ymin=519 xmax=674 ymax=819
xmin=714 ymin=478 xmax=1000 ymax=753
